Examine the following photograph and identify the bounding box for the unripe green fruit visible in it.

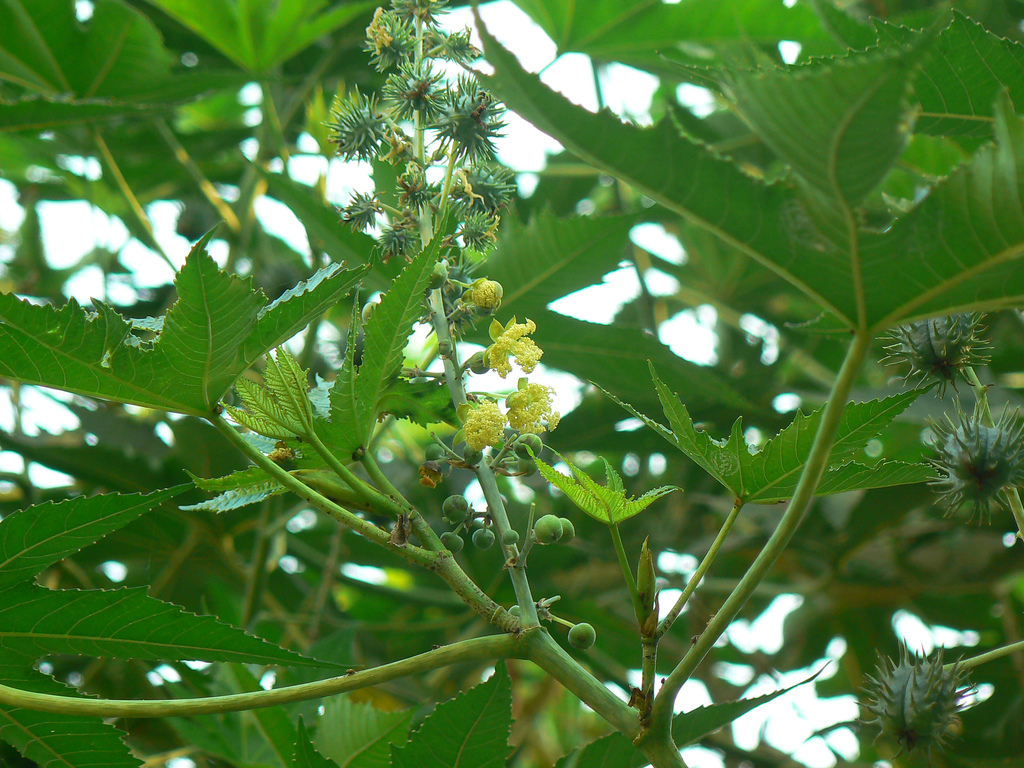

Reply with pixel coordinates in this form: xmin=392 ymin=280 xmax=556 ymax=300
xmin=429 ymin=260 xmax=449 ymax=289
xmin=533 ymin=514 xmax=563 ymax=544
xmin=517 ymin=458 xmax=537 ymax=476
xmin=514 ymin=433 xmax=543 ymax=459
xmin=441 ymin=531 xmax=464 ymax=553
xmin=442 ymin=495 xmax=470 ymax=524
xmin=462 ymin=447 xmax=483 ymax=466
xmin=424 ymin=444 xmax=446 ymax=462
xmin=465 ymin=351 xmax=489 ymax=375
xmin=472 ymin=527 xmax=495 ymax=549
xmin=558 ymin=517 xmax=576 ymax=542
xmin=568 ymin=622 xmax=596 ymax=649
xmin=501 ymin=529 xmax=520 ymax=546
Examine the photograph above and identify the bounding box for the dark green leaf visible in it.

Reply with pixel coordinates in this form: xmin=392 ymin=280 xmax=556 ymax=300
xmin=0 ymin=662 xmax=140 ymax=768
xmin=0 ymin=584 xmax=324 ymax=666
xmin=390 ymin=664 xmax=511 ymax=768
xmin=552 ymin=731 xmax=647 ymax=768
xmin=294 ymin=718 xmax=340 ymax=768
xmin=0 ymin=487 xmax=186 ymax=590
xmin=229 ymin=664 xmax=298 ymax=768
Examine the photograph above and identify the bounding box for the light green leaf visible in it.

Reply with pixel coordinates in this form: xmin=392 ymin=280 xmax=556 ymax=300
xmin=0 ymin=237 xmax=365 ymax=416
xmin=142 ymin=0 xmax=374 ymax=73
xmin=533 ymin=450 xmax=679 ymax=524
xmin=0 ymin=662 xmax=140 ymax=768
xmin=181 ymin=471 xmax=286 ymax=513
xmin=0 ymin=487 xmax=187 ymax=590
xmin=605 ymin=366 xmax=923 ymax=503
xmin=0 ymin=583 xmax=325 ymax=666
xmin=390 ymin=665 xmax=511 ymax=768
xmin=314 ymin=695 xmax=412 ymax=768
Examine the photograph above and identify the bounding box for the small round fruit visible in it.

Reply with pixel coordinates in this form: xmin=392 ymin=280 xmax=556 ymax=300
xmin=442 ymin=495 xmax=470 ymax=524
xmin=533 ymin=514 xmax=563 ymax=544
xmin=465 ymin=351 xmax=490 ymax=375
xmin=472 ymin=528 xmax=495 ymax=549
xmin=568 ymin=622 xmax=596 ymax=649
xmin=501 ymin=529 xmax=520 ymax=546
xmin=514 ymin=433 xmax=543 ymax=459
xmin=558 ymin=517 xmax=576 ymax=542
xmin=441 ymin=531 xmax=464 ymax=553
xmin=462 ymin=447 xmax=483 ymax=466
xmin=424 ymin=444 xmax=446 ymax=462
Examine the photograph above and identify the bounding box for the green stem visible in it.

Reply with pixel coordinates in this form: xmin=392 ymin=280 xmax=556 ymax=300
xmin=0 ymin=635 xmax=516 ymax=718
xmin=608 ymin=522 xmax=644 ymax=623
xmin=656 ymin=499 xmax=743 ymax=639
xmin=427 ymin=288 xmax=540 ymax=627
xmin=361 ymin=450 xmax=444 ymax=552
xmin=646 ymin=330 xmax=872 ymax=736
xmin=953 ymin=639 xmax=1024 ymax=672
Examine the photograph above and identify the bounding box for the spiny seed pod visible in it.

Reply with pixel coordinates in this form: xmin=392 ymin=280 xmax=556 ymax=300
xmin=501 ymin=529 xmax=520 ymax=546
xmin=568 ymin=622 xmax=596 ymax=650
xmin=442 ymin=495 xmax=470 ymax=524
xmin=472 ymin=527 xmax=495 ymax=549
xmin=862 ymin=644 xmax=971 ymax=757
xmin=514 ymin=433 xmax=543 ymax=460
xmin=440 ymin=531 xmax=464 ymax=553
xmin=557 ymin=517 xmax=575 ymax=542
xmin=928 ymin=407 xmax=1024 ymax=522
xmin=533 ymin=514 xmax=563 ymax=544
xmin=883 ymin=314 xmax=990 ymax=396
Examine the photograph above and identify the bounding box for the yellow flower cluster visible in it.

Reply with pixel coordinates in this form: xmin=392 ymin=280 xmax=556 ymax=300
xmin=486 ymin=317 xmax=542 ymax=378
xmin=463 ymin=278 xmax=503 ymax=312
xmin=506 ymin=381 xmax=560 ymax=435
xmin=463 ymin=400 xmax=506 ymax=451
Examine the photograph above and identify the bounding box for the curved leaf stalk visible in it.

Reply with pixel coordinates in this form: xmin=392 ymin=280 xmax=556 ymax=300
xmin=361 ymin=449 xmax=445 ymax=552
xmin=656 ymin=499 xmax=743 ymax=639
xmin=951 ymin=638 xmax=1024 ymax=672
xmin=0 ymin=635 xmax=516 ymax=718
xmin=608 ymin=522 xmax=644 ymax=624
xmin=427 ymin=288 xmax=541 ymax=628
xmin=966 ymin=366 xmax=1024 ymax=538
xmin=644 ymin=330 xmax=873 ymax=743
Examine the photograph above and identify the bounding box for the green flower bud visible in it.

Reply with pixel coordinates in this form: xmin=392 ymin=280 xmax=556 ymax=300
xmin=509 ymin=604 xmax=521 ymax=617
xmin=442 ymin=494 xmax=470 ymax=524
xmin=424 ymin=444 xmax=446 ymax=462
xmin=514 ymin=433 xmax=543 ymax=459
xmin=465 ymin=351 xmax=490 ymax=375
xmin=472 ymin=527 xmax=495 ymax=549
xmin=558 ymin=517 xmax=575 ymax=542
xmin=462 ymin=446 xmax=483 ymax=466
xmin=501 ymin=529 xmax=520 ymax=546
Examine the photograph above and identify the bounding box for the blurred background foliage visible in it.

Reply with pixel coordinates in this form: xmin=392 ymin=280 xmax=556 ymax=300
xmin=2 ymin=0 xmax=1024 ymax=766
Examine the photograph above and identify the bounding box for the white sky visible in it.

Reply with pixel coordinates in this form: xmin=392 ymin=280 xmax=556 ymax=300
xmin=0 ymin=3 xmax=982 ymax=767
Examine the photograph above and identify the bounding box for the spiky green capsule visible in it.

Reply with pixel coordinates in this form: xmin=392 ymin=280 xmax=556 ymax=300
xmin=883 ymin=314 xmax=990 ymax=396
xmin=862 ymin=644 xmax=970 ymax=757
xmin=928 ymin=407 xmax=1024 ymax=522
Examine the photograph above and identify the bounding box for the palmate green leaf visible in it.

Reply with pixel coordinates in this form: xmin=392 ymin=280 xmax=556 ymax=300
xmin=533 ymin=450 xmax=678 ymax=524
xmin=510 ymin=0 xmax=839 ymax=73
xmin=480 ymin=211 xmax=636 ymax=322
xmin=0 ymin=487 xmax=186 ymax=590
xmin=0 ymin=0 xmax=231 ymax=132
xmin=294 ymin=718 xmax=340 ymax=768
xmin=726 ymin=44 xmax=919 ymax=216
xmin=0 ymin=237 xmax=365 ymax=416
xmin=0 ymin=662 xmax=140 ymax=768
xmin=142 ymin=0 xmax=373 ymax=73
xmin=320 ymin=238 xmax=440 ymax=454
xmin=0 ymin=583 xmax=323 ymax=666
xmin=390 ymin=664 xmax=511 ymax=768
xmin=552 ymin=731 xmax=647 ymax=768
xmin=477 ymin=21 xmax=861 ymax=328
xmin=314 ymin=695 xmax=412 ymax=768
xmin=181 ymin=469 xmax=286 ymax=512
xmin=861 ymin=98 xmax=1024 ymax=327
xmin=877 ymin=12 xmax=1024 ymax=141
xmin=606 ymin=367 xmax=923 ymax=504
xmin=672 ymin=671 xmax=820 ymax=746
